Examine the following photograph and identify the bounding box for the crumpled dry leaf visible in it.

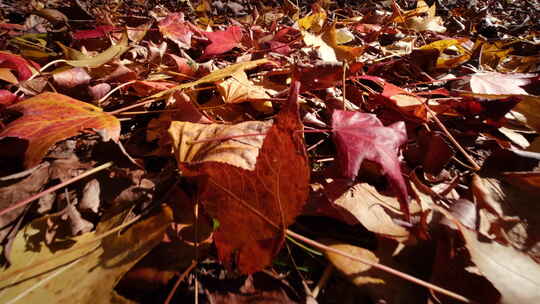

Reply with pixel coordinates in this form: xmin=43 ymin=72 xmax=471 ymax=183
xmin=394 ymin=0 xmax=446 ymax=33
xmin=158 ymin=13 xmax=194 ymax=49
xmin=297 ymin=3 xmax=326 ymax=33
xmin=419 ymin=39 xmax=471 ymax=69
xmin=80 ymin=179 xmax=100 ymax=213
xmin=325 ymin=181 xmax=427 ymax=242
xmin=302 ymin=23 xmax=363 ymax=62
xmin=216 ymin=70 xmax=270 ymax=103
xmin=168 ymin=120 xmax=272 ymax=170
xmin=332 ymin=110 xmax=410 ymax=218
xmin=302 ymin=30 xmax=337 ymax=62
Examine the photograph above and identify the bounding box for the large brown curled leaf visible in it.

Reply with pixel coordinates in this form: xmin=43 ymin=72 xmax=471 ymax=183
xmin=176 ymin=81 xmax=309 ymax=274
xmin=0 ymin=92 xmax=120 ymax=168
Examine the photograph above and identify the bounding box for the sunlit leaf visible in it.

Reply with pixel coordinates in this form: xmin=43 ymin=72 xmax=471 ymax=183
xmin=0 ymin=92 xmax=120 ymax=168
xmin=64 ymin=33 xmax=129 ymax=68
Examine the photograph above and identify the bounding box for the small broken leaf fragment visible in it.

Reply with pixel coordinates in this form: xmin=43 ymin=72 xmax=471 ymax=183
xmin=177 ymin=81 xmax=309 ymax=274
xmin=0 ymin=92 xmax=120 ymax=168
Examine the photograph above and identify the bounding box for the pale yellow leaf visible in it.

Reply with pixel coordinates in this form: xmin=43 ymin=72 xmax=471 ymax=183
xmin=168 ymin=120 xmax=272 ymax=170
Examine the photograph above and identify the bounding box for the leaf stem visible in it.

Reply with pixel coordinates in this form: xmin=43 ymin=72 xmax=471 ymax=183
xmin=97 ymin=80 xmax=136 ymax=105
xmin=423 ymin=102 xmax=481 ymax=171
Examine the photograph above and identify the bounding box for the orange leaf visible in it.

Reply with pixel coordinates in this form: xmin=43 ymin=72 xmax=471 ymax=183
xmin=178 ymin=81 xmax=310 ymax=274
xmin=0 ymin=92 xmax=120 ymax=168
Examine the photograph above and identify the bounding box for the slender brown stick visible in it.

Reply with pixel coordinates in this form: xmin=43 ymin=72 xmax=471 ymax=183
xmin=107 ymin=98 xmax=162 ymax=115
xmin=0 ymin=162 xmax=113 ymax=217
xmin=164 ymin=260 xmax=197 ymax=304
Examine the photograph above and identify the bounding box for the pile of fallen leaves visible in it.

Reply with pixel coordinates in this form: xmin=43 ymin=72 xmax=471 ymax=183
xmin=1 ymin=0 xmax=540 ymax=303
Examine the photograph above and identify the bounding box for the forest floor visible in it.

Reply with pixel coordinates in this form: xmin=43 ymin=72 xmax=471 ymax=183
xmin=1 ymin=0 xmax=540 ymax=303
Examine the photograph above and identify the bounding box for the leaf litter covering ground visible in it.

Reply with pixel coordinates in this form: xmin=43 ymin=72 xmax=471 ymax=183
xmin=0 ymin=0 xmax=540 ymax=303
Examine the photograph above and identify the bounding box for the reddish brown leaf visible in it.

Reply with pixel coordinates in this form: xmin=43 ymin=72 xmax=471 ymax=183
xmin=358 ymin=75 xmax=427 ymax=120
xmin=331 ymin=110 xmax=409 ymax=218
xmin=0 ymin=92 xmax=120 ymax=168
xmin=0 ymin=51 xmax=34 ymax=81
xmin=158 ymin=13 xmax=194 ymax=49
xmin=203 ymin=26 xmax=243 ymax=57
xmin=294 ymin=61 xmax=363 ymax=92
xmin=0 ymin=90 xmax=17 ymax=106
xmin=179 ymin=81 xmax=309 ymax=274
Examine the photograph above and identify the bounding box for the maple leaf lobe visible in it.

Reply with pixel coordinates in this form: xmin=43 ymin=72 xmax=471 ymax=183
xmin=331 ymin=110 xmax=409 ymax=218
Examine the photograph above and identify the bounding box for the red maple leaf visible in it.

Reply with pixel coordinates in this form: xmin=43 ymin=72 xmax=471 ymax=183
xmin=331 ymin=110 xmax=410 ymax=219
xmin=180 ymin=81 xmax=309 ymax=274
xmin=203 ymin=26 xmax=243 ymax=57
xmin=159 ymin=13 xmax=195 ymax=49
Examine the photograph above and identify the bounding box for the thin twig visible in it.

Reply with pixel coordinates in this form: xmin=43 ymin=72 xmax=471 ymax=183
xmin=107 ymin=98 xmax=163 ymax=115
xmin=164 ymin=260 xmax=197 ymax=304
xmin=97 ymin=80 xmax=136 ymax=105
xmin=423 ymin=101 xmax=481 ymax=171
